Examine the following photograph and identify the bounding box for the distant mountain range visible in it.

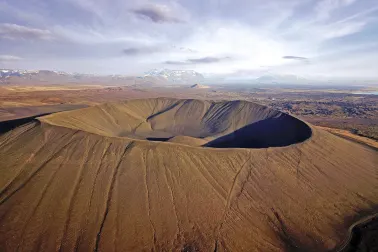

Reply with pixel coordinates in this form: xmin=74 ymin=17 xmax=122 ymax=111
xmin=4 ymin=69 xmax=347 ymax=86
xmin=0 ymin=69 xmax=134 ymax=85
xmin=144 ymin=69 xmax=205 ymax=84
xmin=0 ymin=69 xmax=205 ymax=86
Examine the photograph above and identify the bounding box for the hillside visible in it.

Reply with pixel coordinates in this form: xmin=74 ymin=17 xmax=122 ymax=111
xmin=0 ymin=98 xmax=377 ymax=252
xmin=190 ymin=84 xmax=210 ymax=89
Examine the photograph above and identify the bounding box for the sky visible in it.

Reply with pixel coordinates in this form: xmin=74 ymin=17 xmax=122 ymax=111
xmin=0 ymin=0 xmax=377 ymax=83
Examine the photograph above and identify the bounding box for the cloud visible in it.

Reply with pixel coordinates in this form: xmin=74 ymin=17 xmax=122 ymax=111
xmin=164 ymin=56 xmax=231 ymax=65
xmin=164 ymin=60 xmax=189 ymax=65
xmin=132 ymin=4 xmax=182 ymax=23
xmin=0 ymin=23 xmax=54 ymax=40
xmin=315 ymin=0 xmax=357 ymax=20
xmin=123 ymin=47 xmax=160 ymax=56
xmin=64 ymin=0 xmax=105 ymax=21
xmin=172 ymin=46 xmax=197 ymax=53
xmin=321 ymin=21 xmax=366 ymax=39
xmin=0 ymin=55 xmax=22 ymax=61
xmin=188 ymin=57 xmax=230 ymax=63
xmin=0 ymin=0 xmax=377 ymax=81
xmin=283 ymin=56 xmax=308 ymax=61
xmin=0 ymin=2 xmax=45 ymax=25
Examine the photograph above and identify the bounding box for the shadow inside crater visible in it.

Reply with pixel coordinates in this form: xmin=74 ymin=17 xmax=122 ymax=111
xmin=146 ymin=137 xmax=171 ymax=142
xmin=0 ymin=114 xmax=50 ymax=135
xmin=204 ymin=116 xmax=312 ymax=149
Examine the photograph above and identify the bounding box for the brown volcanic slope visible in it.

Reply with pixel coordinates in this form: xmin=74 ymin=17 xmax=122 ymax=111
xmin=0 ymin=98 xmax=377 ymax=252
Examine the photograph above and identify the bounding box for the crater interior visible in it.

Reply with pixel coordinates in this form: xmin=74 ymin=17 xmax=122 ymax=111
xmin=40 ymin=98 xmax=312 ymax=148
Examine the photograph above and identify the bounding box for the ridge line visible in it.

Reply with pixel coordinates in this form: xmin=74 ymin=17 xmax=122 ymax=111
xmin=214 ymin=151 xmax=253 ymax=250
xmin=94 ymin=141 xmax=135 ymax=252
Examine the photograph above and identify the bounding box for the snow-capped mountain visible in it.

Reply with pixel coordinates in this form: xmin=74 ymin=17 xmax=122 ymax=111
xmin=0 ymin=69 xmax=70 ymax=80
xmin=0 ymin=69 xmax=137 ymax=85
xmin=144 ymin=69 xmax=205 ymax=84
xmin=1 ymin=69 xmax=36 ymax=78
xmin=0 ymin=68 xmax=205 ymax=86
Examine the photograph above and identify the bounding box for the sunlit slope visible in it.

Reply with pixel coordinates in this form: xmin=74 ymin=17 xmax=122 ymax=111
xmin=0 ymin=98 xmax=377 ymax=252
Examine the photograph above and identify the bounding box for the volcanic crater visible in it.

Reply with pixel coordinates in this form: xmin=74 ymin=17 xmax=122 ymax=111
xmin=40 ymin=98 xmax=312 ymax=148
xmin=0 ymin=98 xmax=377 ymax=252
